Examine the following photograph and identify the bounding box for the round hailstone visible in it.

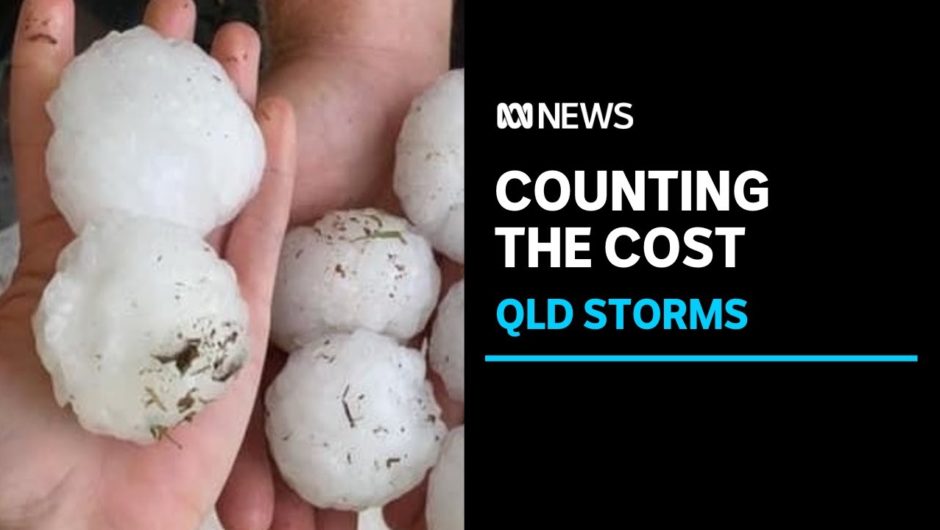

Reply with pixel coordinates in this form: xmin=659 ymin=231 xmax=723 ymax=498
xmin=33 ymin=216 xmax=249 ymax=444
xmin=429 ymin=280 xmax=464 ymax=402
xmin=271 ymin=209 xmax=440 ymax=351
xmin=426 ymin=426 xmax=465 ymax=530
xmin=394 ymin=69 xmax=464 ymax=263
xmin=46 ymin=25 xmax=264 ymax=235
xmin=266 ymin=330 xmax=446 ymax=510
xmin=0 ymin=223 xmax=19 ymax=294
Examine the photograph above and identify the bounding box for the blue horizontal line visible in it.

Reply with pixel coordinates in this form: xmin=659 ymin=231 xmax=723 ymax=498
xmin=485 ymin=355 xmax=919 ymax=363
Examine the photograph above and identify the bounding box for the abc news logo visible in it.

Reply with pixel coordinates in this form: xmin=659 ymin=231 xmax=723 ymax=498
xmin=496 ymin=102 xmax=633 ymax=130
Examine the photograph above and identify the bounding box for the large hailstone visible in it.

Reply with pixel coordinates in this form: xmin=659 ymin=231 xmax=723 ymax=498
xmin=33 ymin=216 xmax=249 ymax=444
xmin=266 ymin=330 xmax=446 ymax=510
xmin=426 ymin=426 xmax=465 ymax=530
xmin=271 ymin=209 xmax=440 ymax=351
xmin=429 ymin=280 xmax=464 ymax=402
xmin=394 ymin=69 xmax=464 ymax=263
xmin=0 ymin=223 xmax=19 ymax=294
xmin=46 ymin=26 xmax=264 ymax=235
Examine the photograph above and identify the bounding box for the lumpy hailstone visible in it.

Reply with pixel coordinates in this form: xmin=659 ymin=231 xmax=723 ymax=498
xmin=46 ymin=26 xmax=264 ymax=235
xmin=426 ymin=426 xmax=464 ymax=530
xmin=266 ymin=330 xmax=446 ymax=510
xmin=429 ymin=280 xmax=464 ymax=401
xmin=0 ymin=223 xmax=19 ymax=294
xmin=33 ymin=216 xmax=249 ymax=444
xmin=394 ymin=69 xmax=464 ymax=263
xmin=271 ymin=209 xmax=440 ymax=350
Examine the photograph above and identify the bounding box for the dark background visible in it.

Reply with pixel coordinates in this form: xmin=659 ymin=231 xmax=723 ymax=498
xmin=467 ymin=3 xmax=931 ymax=526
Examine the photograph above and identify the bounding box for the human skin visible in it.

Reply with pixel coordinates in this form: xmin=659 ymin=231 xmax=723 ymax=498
xmin=260 ymin=0 xmax=454 ymax=224
xmin=0 ymin=0 xmax=296 ymax=528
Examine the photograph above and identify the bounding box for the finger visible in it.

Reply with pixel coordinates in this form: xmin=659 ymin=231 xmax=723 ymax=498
xmin=211 ymin=22 xmax=261 ymax=107
xmin=143 ymin=0 xmax=196 ymax=41
xmin=208 ymin=99 xmax=294 ymax=413
xmin=204 ymin=22 xmax=262 ymax=253
xmin=217 ymin=401 xmax=275 ymax=530
xmin=10 ymin=0 xmax=74 ymax=243
xmin=225 ymin=98 xmax=296 ymax=311
xmin=216 ymin=347 xmax=288 ymax=530
xmin=317 ymin=509 xmax=357 ymax=530
xmin=383 ymin=481 xmax=427 ymax=530
xmin=159 ymin=100 xmax=295 ymax=503
xmin=270 ymin=474 xmax=317 ymax=530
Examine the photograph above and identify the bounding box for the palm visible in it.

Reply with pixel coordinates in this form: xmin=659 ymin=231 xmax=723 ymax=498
xmin=0 ymin=1 xmax=295 ymax=528
xmin=262 ymin=38 xmax=449 ymax=224
xmin=247 ymin=13 xmax=459 ymax=530
xmin=256 ymin=45 xmax=465 ymax=530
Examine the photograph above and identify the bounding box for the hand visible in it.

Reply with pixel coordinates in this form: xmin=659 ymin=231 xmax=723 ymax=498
xmin=259 ymin=0 xmax=453 ymax=224
xmin=217 ymin=2 xmax=461 ymax=529
xmin=0 ymin=1 xmax=295 ymax=529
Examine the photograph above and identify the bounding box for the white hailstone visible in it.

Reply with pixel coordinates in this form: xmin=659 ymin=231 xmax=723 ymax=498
xmin=394 ymin=69 xmax=464 ymax=263
xmin=429 ymin=280 xmax=464 ymax=402
xmin=0 ymin=223 xmax=19 ymax=294
xmin=46 ymin=26 xmax=264 ymax=235
xmin=266 ymin=330 xmax=446 ymax=510
xmin=271 ymin=209 xmax=440 ymax=351
xmin=33 ymin=216 xmax=249 ymax=444
xmin=198 ymin=510 xmax=226 ymax=530
xmin=426 ymin=426 xmax=465 ymax=530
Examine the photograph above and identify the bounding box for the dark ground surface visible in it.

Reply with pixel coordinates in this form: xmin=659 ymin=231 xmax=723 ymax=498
xmin=0 ymin=0 xmax=464 ymax=228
